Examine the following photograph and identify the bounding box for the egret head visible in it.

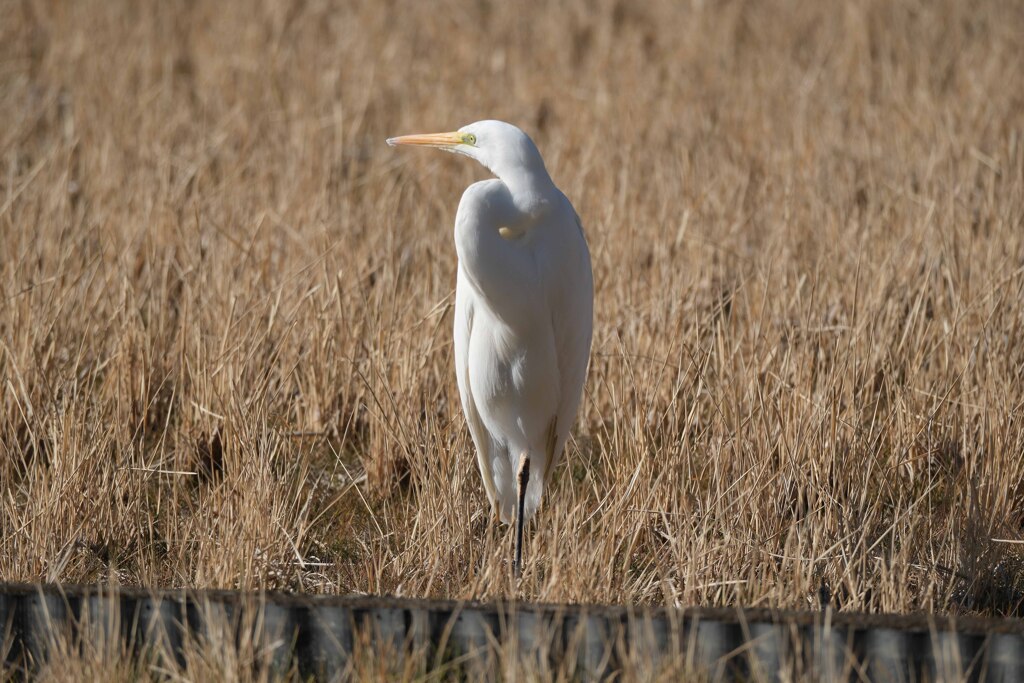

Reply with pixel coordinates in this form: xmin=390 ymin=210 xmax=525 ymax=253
xmin=387 ymin=120 xmax=549 ymax=186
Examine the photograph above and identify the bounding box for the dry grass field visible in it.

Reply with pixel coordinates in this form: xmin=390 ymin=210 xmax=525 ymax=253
xmin=3 ymin=0 xmax=1024 ymax=654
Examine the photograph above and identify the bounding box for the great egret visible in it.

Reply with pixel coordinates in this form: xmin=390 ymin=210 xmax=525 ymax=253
xmin=387 ymin=120 xmax=593 ymax=577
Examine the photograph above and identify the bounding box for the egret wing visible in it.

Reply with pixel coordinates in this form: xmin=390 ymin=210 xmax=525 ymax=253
xmin=454 ymin=269 xmax=500 ymax=513
xmin=544 ymin=214 xmax=594 ymax=482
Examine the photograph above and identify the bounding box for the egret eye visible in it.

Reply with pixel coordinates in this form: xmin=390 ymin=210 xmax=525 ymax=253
xmin=463 ymin=133 xmax=477 ymax=146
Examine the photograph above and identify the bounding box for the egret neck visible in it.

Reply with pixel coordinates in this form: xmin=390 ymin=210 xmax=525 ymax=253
xmin=489 ymin=162 xmax=556 ymax=222
xmin=473 ymin=138 xmax=557 ymax=221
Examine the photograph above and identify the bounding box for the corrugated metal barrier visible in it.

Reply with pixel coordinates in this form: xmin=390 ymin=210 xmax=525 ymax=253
xmin=2 ymin=582 xmax=1023 ymax=681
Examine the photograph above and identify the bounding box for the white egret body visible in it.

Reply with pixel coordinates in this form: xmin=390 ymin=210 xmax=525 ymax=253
xmin=387 ymin=121 xmax=593 ymax=576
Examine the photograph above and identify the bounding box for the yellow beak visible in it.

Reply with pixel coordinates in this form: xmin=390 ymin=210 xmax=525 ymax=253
xmin=386 ymin=131 xmax=464 ymax=149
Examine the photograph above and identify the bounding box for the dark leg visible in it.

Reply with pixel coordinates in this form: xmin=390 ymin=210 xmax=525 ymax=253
xmin=513 ymin=452 xmax=531 ymax=579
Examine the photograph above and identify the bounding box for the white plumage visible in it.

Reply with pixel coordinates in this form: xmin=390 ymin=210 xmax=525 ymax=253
xmin=388 ymin=120 xmax=593 ymax=576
